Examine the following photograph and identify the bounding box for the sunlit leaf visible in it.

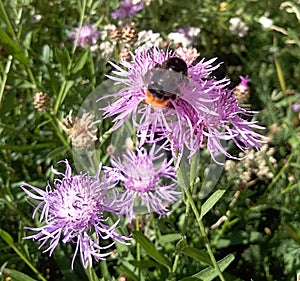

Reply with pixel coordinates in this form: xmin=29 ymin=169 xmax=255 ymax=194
xmin=200 ymin=190 xmax=225 ymax=219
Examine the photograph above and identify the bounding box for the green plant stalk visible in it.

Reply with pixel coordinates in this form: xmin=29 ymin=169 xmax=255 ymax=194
xmin=184 ymin=188 xmax=226 ymax=281
xmin=267 ymin=152 xmax=294 ymax=191
xmin=171 ymin=184 xmax=191 ymax=275
xmin=177 ymin=163 xmax=226 ymax=281
xmin=89 ymin=49 xmax=96 ymax=89
xmin=10 ymin=243 xmax=47 ymax=281
xmin=136 ymin=217 xmax=141 ymax=280
xmin=54 ymin=0 xmax=87 ymax=113
xmin=0 ymin=1 xmax=18 ymax=40
xmin=46 ymin=112 xmax=72 ymax=153
xmin=274 ymin=56 xmax=287 ymax=95
xmin=0 ymin=55 xmax=13 ymax=104
xmin=0 ymin=3 xmax=38 ymax=98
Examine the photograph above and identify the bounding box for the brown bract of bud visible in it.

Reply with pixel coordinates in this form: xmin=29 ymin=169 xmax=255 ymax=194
xmin=33 ymin=92 xmax=50 ymax=112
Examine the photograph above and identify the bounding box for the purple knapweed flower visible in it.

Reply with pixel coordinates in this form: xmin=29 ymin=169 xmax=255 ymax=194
xmin=291 ymin=102 xmax=300 ymax=113
xmin=21 ymin=160 xmax=129 ymax=269
xmin=70 ymin=24 xmax=99 ymax=47
xmin=111 ymin=0 xmax=144 ymax=20
xmin=104 ymin=146 xmax=180 ymax=221
xmin=100 ymin=47 xmax=263 ymax=163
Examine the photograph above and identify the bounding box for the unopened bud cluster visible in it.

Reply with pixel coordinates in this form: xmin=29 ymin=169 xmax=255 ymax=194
xmin=33 ymin=92 xmax=50 ymax=112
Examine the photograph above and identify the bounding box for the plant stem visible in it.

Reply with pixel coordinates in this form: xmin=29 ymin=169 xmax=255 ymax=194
xmin=184 ymin=187 xmax=226 ymax=281
xmin=136 ymin=217 xmax=141 ymax=280
xmin=54 ymin=0 xmax=87 ymax=113
xmin=11 ymin=244 xmax=47 ymax=281
xmin=177 ymin=161 xmax=226 ymax=281
xmin=0 ymin=55 xmax=13 ymax=105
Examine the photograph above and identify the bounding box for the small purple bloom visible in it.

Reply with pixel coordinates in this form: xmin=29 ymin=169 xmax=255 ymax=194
xmin=291 ymin=102 xmax=300 ymax=113
xmin=104 ymin=146 xmax=180 ymax=221
xmin=111 ymin=0 xmax=144 ymax=20
xmin=99 ymin=47 xmax=263 ymax=163
xmin=21 ymin=160 xmax=129 ymax=269
xmin=70 ymin=24 xmax=99 ymax=47
xmin=239 ymin=75 xmax=251 ymax=87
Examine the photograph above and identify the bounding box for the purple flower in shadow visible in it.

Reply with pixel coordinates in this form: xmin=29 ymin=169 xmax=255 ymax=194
xmin=104 ymin=146 xmax=180 ymax=221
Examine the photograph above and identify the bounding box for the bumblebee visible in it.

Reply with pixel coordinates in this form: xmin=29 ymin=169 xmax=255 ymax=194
xmin=144 ymin=57 xmax=188 ymax=108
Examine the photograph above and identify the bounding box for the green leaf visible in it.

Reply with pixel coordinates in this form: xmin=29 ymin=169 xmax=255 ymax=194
xmin=180 ymin=277 xmax=202 ymax=281
xmin=4 ymin=269 xmax=38 ymax=281
xmin=159 ymin=233 xmax=182 ymax=244
xmin=72 ymin=51 xmax=89 ymax=74
xmin=186 ymin=254 xmax=235 ymax=281
xmin=180 ymin=247 xmax=212 ymax=266
xmin=200 ymin=190 xmax=225 ymax=219
xmin=132 ymin=231 xmax=171 ymax=269
xmin=54 ymin=47 xmax=71 ymax=76
xmin=0 ymin=29 xmax=29 ymax=65
xmin=0 ymin=229 xmax=14 ymax=246
xmin=60 ymin=80 xmax=75 ymax=106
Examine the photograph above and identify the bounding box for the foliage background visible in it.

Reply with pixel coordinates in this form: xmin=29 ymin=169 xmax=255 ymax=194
xmin=1 ymin=0 xmax=300 ymax=280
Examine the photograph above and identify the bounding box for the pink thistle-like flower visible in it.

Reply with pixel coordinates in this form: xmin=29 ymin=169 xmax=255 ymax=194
xmin=100 ymin=47 xmax=263 ymax=163
xmin=104 ymin=146 xmax=180 ymax=221
xmin=70 ymin=24 xmax=99 ymax=47
xmin=111 ymin=0 xmax=144 ymax=20
xmin=239 ymin=75 xmax=251 ymax=87
xmin=21 ymin=160 xmax=129 ymax=269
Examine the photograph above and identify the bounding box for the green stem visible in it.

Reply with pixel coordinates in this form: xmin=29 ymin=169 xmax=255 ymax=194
xmin=11 ymin=244 xmax=47 ymax=281
xmin=266 ymin=152 xmax=294 ymax=191
xmin=177 ymin=162 xmax=226 ymax=281
xmin=46 ymin=112 xmax=72 ymax=153
xmin=184 ymin=187 xmax=226 ymax=281
xmin=136 ymin=217 xmax=141 ymax=280
xmin=54 ymin=0 xmax=87 ymax=113
xmin=0 ymin=1 xmax=18 ymax=40
xmin=0 ymin=55 xmax=13 ymax=104
xmin=89 ymin=49 xmax=96 ymax=89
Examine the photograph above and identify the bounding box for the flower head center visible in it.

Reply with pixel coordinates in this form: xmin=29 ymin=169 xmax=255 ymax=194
xmin=123 ymin=160 xmax=157 ymax=192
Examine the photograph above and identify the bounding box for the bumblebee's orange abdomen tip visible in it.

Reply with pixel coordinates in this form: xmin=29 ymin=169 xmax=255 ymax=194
xmin=145 ymin=90 xmax=169 ymax=108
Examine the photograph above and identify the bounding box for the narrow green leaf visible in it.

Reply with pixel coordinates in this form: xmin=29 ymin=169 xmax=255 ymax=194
xmin=4 ymin=269 xmax=38 ymax=281
xmin=180 ymin=277 xmax=202 ymax=281
xmin=191 ymin=254 xmax=235 ymax=281
xmin=72 ymin=51 xmax=89 ymax=74
xmin=0 ymin=29 xmax=29 ymax=65
xmin=132 ymin=231 xmax=171 ymax=269
xmin=200 ymin=190 xmax=225 ymax=219
xmin=41 ymin=44 xmax=52 ymax=63
xmin=54 ymin=47 xmax=71 ymax=75
xmin=180 ymin=247 xmax=212 ymax=266
xmin=274 ymin=56 xmax=286 ymax=95
xmin=0 ymin=229 xmax=14 ymax=246
xmin=59 ymin=80 xmax=75 ymax=107
xmin=159 ymin=233 xmax=181 ymax=244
